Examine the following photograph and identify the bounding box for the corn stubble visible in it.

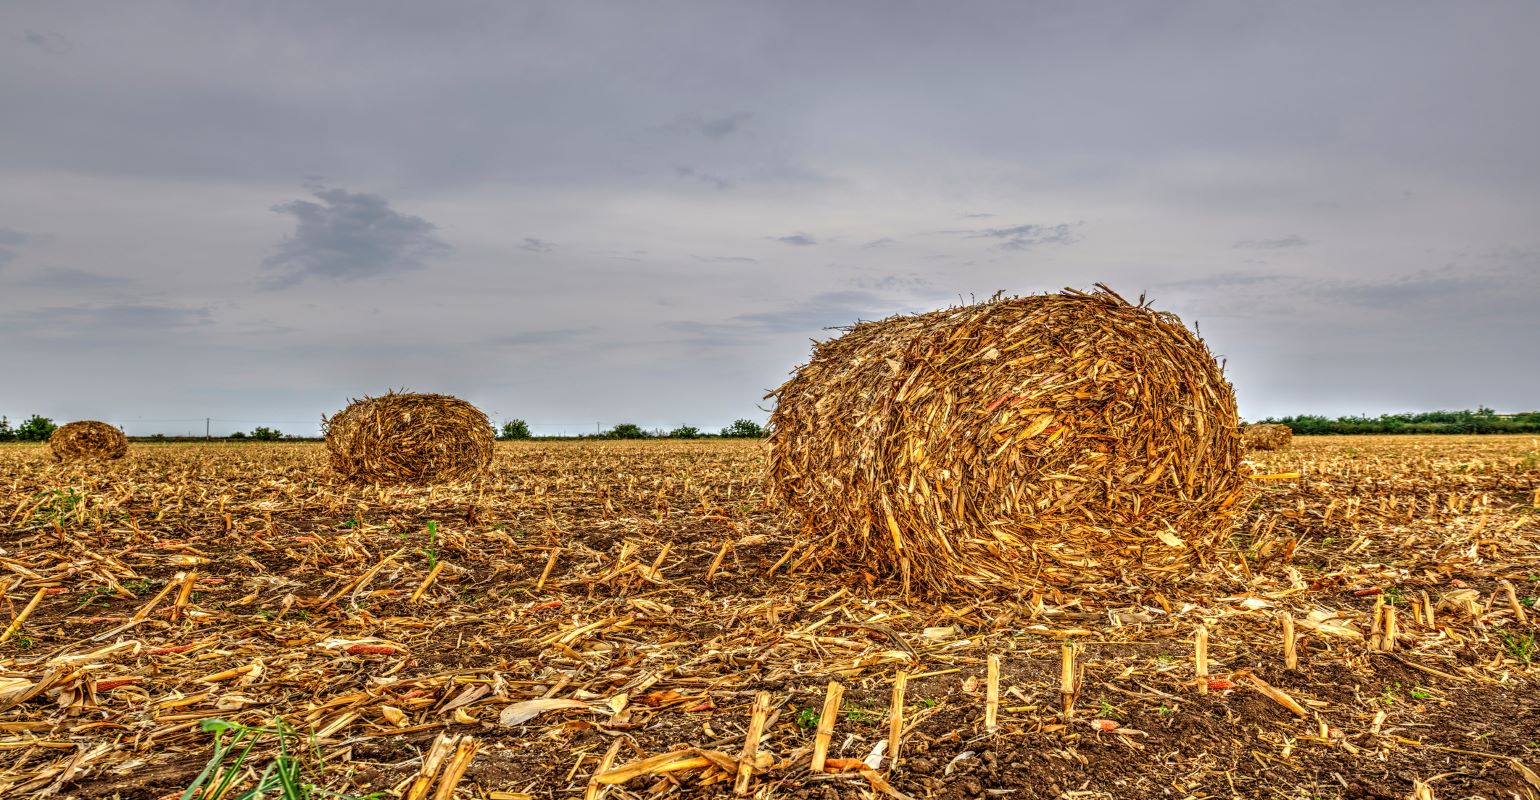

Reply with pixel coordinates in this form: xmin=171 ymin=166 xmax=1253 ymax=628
xmin=767 ymin=286 xmax=1247 ymax=594
xmin=0 ymin=437 xmax=1536 ymax=799
xmin=1243 ymin=423 xmax=1294 ymax=451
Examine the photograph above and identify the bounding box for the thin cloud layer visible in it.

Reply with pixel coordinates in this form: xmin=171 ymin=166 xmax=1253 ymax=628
xmin=1 ymin=3 xmax=1537 ymax=430
xmin=262 ymin=186 xmax=449 ymax=287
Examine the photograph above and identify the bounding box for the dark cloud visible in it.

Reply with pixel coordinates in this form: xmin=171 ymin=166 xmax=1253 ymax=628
xmin=483 ymin=327 xmax=595 ymax=347
xmin=1313 ymin=263 xmax=1536 ymax=310
xmin=959 ymin=222 xmax=1079 ymax=251
xmin=862 ymin=238 xmax=897 ymax=249
xmin=733 ymin=290 xmax=890 ymax=333
xmin=1155 ymin=272 xmax=1285 ymax=291
xmin=673 ymin=166 xmax=733 ymax=190
xmin=520 ymin=237 xmax=555 ymax=253
xmin=0 ymin=303 xmax=211 ymax=340
xmin=776 ymin=233 xmax=817 ymax=246
xmin=1234 ymin=235 xmax=1311 ymax=249
xmin=683 ymin=111 xmax=753 ymax=141
xmin=849 ymin=274 xmax=936 ymax=294
xmin=262 ymin=186 xmax=449 ymax=287
xmin=0 ymin=228 xmax=28 ymax=269
xmin=17 ymin=267 xmax=133 ymax=289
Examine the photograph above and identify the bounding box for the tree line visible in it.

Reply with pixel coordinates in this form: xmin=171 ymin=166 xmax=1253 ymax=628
xmin=1254 ymin=408 xmax=1540 ymax=435
xmin=497 ymin=419 xmax=766 ymax=440
xmin=0 ymin=415 xmax=767 ymax=442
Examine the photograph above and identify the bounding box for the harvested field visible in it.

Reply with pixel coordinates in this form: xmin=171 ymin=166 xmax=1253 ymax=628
xmin=1 ymin=436 xmax=1537 ymax=800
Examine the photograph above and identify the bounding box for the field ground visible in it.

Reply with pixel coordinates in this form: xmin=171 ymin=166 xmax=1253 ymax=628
xmin=1 ymin=436 xmax=1537 ymax=800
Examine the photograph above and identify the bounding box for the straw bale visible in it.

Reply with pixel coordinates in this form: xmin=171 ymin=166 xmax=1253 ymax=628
xmin=766 ymin=285 xmax=1247 ymax=594
xmin=49 ymin=420 xmax=128 ymax=462
xmin=324 ymin=392 xmax=493 ymax=485
xmin=1242 ymin=423 xmax=1293 ymax=451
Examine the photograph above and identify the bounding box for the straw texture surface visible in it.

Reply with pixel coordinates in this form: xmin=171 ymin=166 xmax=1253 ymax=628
xmin=324 ymin=392 xmax=493 ymax=485
xmin=1242 ymin=423 xmax=1293 ymax=451
xmin=49 ymin=420 xmax=128 ymax=462
xmin=766 ymin=286 xmax=1247 ymax=594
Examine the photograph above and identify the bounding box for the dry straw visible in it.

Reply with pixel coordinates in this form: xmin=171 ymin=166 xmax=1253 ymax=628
xmin=1242 ymin=423 xmax=1293 ymax=451
xmin=323 ymin=392 xmax=494 ymax=485
xmin=766 ymin=285 xmax=1248 ymax=594
xmin=49 ymin=420 xmax=128 ymax=462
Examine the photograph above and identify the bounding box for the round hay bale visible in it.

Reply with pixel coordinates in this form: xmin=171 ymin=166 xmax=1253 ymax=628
xmin=766 ymin=286 xmax=1248 ymax=594
xmin=323 ymin=392 xmax=494 ymax=485
xmin=1242 ymin=423 xmax=1293 ymax=451
xmin=50 ymin=420 xmax=128 ymax=462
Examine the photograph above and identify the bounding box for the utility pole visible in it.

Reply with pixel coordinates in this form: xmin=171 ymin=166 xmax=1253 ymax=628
xmin=206 ymin=418 xmax=210 ymax=439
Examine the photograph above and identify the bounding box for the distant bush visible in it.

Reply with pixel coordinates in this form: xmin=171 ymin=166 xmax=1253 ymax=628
xmin=250 ymin=427 xmax=283 ymax=441
xmin=229 ymin=431 xmax=247 ymax=440
xmin=607 ymin=423 xmax=650 ymax=439
xmin=669 ymin=425 xmax=702 ymax=439
xmin=16 ymin=415 xmax=57 ymax=442
xmin=499 ymin=420 xmax=532 ymax=440
xmin=0 ymin=416 xmax=13 ymax=442
xmin=720 ymin=419 xmax=765 ymax=438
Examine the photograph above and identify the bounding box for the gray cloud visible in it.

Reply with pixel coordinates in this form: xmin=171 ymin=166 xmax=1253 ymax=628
xmin=0 ymin=228 xmax=28 ymax=269
xmin=1155 ymin=272 xmax=1285 ymax=291
xmin=674 ymin=166 xmax=732 ymax=190
xmin=0 ymin=303 xmax=211 ymax=340
xmin=958 ymin=222 xmax=1079 ymax=250
xmin=17 ymin=266 xmax=132 ymax=289
xmin=520 ymin=237 xmax=555 ymax=253
xmin=483 ymin=327 xmax=595 ymax=347
xmin=683 ymin=111 xmax=753 ymax=141
xmin=262 ymin=186 xmax=449 ymax=287
xmin=776 ymin=233 xmax=817 ymax=246
xmin=2 ymin=3 xmax=1539 ymax=427
xmin=1234 ymin=234 xmax=1311 ymax=249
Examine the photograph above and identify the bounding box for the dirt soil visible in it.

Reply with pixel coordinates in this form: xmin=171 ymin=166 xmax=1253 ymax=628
xmin=0 ymin=436 xmax=1537 ymax=800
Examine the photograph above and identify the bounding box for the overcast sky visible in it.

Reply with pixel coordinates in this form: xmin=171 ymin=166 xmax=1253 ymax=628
xmin=2 ymin=2 xmax=1537 ymax=436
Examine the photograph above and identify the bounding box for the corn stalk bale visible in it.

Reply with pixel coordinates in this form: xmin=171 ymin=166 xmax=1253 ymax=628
xmin=49 ymin=421 xmax=128 ymax=462
xmin=324 ymin=392 xmax=494 ymax=485
xmin=765 ymin=285 xmax=1247 ymax=594
xmin=1241 ymin=423 xmax=1293 ymax=451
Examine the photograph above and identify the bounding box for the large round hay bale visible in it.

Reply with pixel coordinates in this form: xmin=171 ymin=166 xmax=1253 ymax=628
xmin=766 ymin=286 xmax=1248 ymax=594
xmin=323 ymin=392 xmax=494 ymax=484
xmin=50 ymin=420 xmax=128 ymax=462
xmin=1241 ymin=423 xmax=1293 ymax=451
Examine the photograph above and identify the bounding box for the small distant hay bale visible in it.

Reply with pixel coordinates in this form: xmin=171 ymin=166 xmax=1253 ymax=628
xmin=1242 ymin=423 xmax=1293 ymax=451
xmin=323 ymin=392 xmax=494 ymax=485
xmin=766 ymin=285 xmax=1248 ymax=594
xmin=50 ymin=421 xmax=128 ymax=462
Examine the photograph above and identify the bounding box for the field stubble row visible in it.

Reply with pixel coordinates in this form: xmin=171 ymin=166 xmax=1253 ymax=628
xmin=0 ymin=436 xmax=1537 ymax=799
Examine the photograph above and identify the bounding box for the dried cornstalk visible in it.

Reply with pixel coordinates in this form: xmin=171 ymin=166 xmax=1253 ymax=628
xmin=736 ymin=691 xmax=772 ymax=794
xmin=984 ymin=655 xmax=1000 ymax=732
xmin=888 ymin=672 xmax=908 ymax=771
xmin=810 ymin=681 xmax=845 ymax=773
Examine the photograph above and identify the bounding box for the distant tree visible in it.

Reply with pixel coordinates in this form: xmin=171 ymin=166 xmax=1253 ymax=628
xmin=669 ymin=425 xmax=702 ymax=439
xmin=16 ymin=415 xmax=57 ymax=442
xmin=499 ymin=420 xmax=532 ymax=440
xmin=250 ymin=426 xmax=283 ymax=441
xmin=720 ymin=419 xmax=764 ymax=438
xmin=228 ymin=431 xmax=247 ymax=440
xmin=0 ymin=416 xmax=13 ymax=442
xmin=607 ymin=423 xmax=649 ymax=439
